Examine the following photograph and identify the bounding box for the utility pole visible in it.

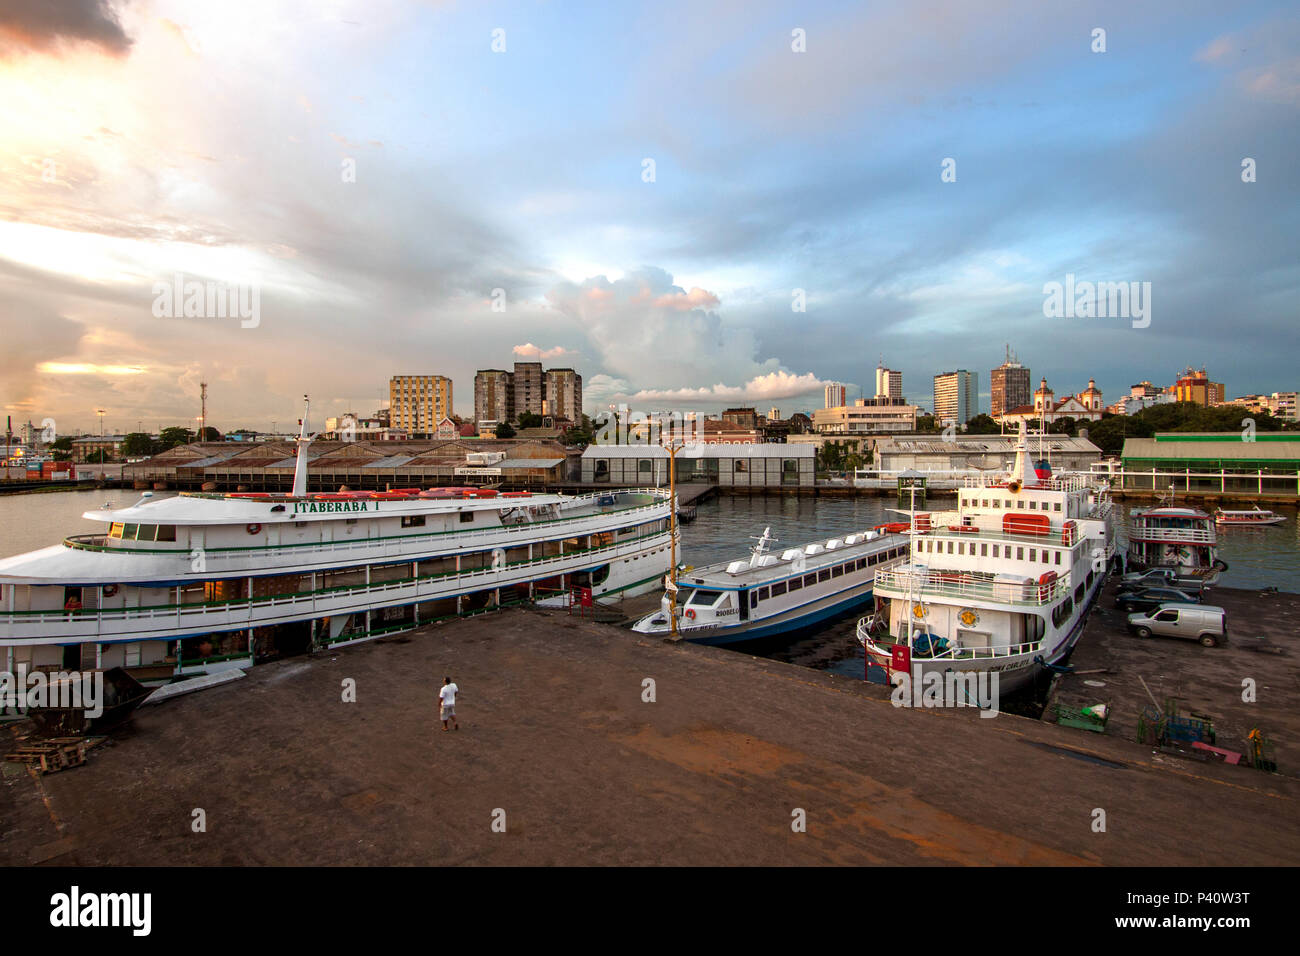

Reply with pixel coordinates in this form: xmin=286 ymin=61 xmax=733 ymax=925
xmin=200 ymin=381 xmax=208 ymax=441
xmin=665 ymin=439 xmax=685 ymax=641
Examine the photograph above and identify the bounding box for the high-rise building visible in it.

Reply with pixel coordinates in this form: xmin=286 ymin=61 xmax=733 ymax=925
xmin=768 ymin=407 xmax=781 ymax=421
xmin=1173 ymin=367 xmax=1225 ymax=406
xmin=824 ymin=382 xmax=846 ymax=409
xmin=513 ymin=362 xmax=545 ymax=418
xmin=544 ymin=368 xmax=583 ymax=421
xmin=933 ymin=370 xmax=979 ymax=425
xmin=990 ymin=347 xmax=1030 ymax=419
xmin=474 ymin=369 xmax=513 ymax=426
xmin=874 ymin=364 xmax=902 ymax=400
xmin=389 ymin=375 xmax=453 ymax=435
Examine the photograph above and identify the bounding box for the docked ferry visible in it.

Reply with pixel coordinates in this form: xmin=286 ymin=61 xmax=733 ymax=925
xmin=858 ymin=423 xmax=1118 ymax=695
xmin=1214 ymin=506 xmax=1285 ymax=527
xmin=1127 ymin=503 xmax=1227 ymax=577
xmin=0 ymin=402 xmax=673 ymax=680
xmin=630 ymin=525 xmax=910 ymax=645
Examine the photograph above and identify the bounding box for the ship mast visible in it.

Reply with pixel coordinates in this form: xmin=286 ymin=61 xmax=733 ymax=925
xmin=291 ymin=395 xmax=313 ymax=498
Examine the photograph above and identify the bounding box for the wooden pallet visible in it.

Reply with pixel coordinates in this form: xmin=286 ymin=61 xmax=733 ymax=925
xmin=5 ymin=737 xmax=98 ymax=774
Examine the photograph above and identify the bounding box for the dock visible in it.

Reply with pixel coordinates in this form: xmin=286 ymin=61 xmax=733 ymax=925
xmin=3 ymin=604 xmax=1297 ymax=866
xmin=1047 ymin=581 xmax=1300 ymax=771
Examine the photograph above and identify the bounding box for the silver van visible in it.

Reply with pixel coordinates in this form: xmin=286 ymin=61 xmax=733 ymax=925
xmin=1127 ymin=604 xmax=1227 ymax=647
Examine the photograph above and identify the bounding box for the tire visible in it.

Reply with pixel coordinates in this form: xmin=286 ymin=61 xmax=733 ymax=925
xmin=1212 ymin=559 xmax=1229 ymax=572
xmin=1135 ymin=626 xmax=1152 ymax=639
xmin=1199 ymin=633 xmax=1218 ymax=647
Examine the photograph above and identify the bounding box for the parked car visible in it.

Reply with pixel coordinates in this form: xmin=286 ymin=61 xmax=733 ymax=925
xmin=1127 ymin=605 xmax=1227 ymax=647
xmin=1120 ymin=567 xmax=1206 ymax=592
xmin=1115 ymin=587 xmax=1202 ymax=613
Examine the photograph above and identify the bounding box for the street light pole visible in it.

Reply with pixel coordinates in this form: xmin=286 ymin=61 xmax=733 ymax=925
xmin=666 ymin=440 xmax=683 ymax=640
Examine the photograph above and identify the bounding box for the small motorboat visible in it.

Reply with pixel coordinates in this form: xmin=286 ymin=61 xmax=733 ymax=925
xmin=1214 ymin=507 xmax=1286 ymax=527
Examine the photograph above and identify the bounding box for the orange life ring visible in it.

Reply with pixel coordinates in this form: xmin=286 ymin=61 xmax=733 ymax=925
xmin=247 ymin=523 xmax=262 ymax=535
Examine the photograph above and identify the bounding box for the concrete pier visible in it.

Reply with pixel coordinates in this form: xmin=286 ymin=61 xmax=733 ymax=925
xmin=3 ymin=606 xmax=1297 ymax=866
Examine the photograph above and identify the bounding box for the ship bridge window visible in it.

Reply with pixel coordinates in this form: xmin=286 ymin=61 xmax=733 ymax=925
xmin=687 ymin=589 xmax=723 ymax=606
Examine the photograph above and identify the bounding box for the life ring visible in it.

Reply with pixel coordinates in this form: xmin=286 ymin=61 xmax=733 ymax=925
xmin=102 ymin=584 xmax=119 ymax=597
xmin=247 ymin=523 xmax=262 ymax=535
xmin=1212 ymin=558 xmax=1229 ymax=572
xmin=684 ymin=608 xmax=696 ymax=620
xmin=1007 ymin=480 xmax=1021 ymax=493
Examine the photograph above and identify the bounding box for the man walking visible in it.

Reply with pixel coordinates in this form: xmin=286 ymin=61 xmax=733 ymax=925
xmin=439 ymin=676 xmax=459 ymax=732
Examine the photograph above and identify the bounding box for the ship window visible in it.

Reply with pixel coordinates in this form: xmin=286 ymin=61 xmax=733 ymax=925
xmin=123 ymin=523 xmax=139 ymax=540
xmin=689 ymin=589 xmax=722 ymax=606
xmin=401 ymin=515 xmax=426 ymax=528
xmin=460 ymin=511 xmax=474 ymax=523
xmin=1054 ymin=503 xmax=1061 ymax=511
xmin=155 ymin=525 xmax=177 ymax=541
xmin=1016 ymin=547 xmax=1024 ymax=560
xmin=1029 ymin=501 xmax=1036 ymax=510
xmin=1029 ymin=549 xmax=1036 ymax=561
xmin=788 ymin=577 xmax=802 ymax=592
xmin=947 ymin=541 xmax=954 ymax=554
xmin=1055 ymin=552 xmax=1062 ymax=565
xmin=818 ymin=569 xmax=830 ymax=582
xmin=1017 ymin=501 xmax=1026 ymax=510
xmin=771 ymin=581 xmax=788 ymax=596
xmin=831 ymin=564 xmax=844 ymax=578
xmin=856 ymin=558 xmax=866 ymax=570
xmin=981 ymin=499 xmax=988 ymax=508
xmin=109 ymin=522 xmax=125 ymax=538
xmin=750 ymin=591 xmax=758 ymax=609
xmin=758 ymin=586 xmax=770 ymax=600
xmin=804 ymin=574 xmax=816 ymax=586
xmin=980 ymin=543 xmax=988 ymax=556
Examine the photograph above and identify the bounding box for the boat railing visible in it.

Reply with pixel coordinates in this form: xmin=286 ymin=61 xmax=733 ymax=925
xmin=1126 ymin=525 xmax=1216 ymax=544
xmin=961 ymin=474 xmax=1091 ymax=492
xmin=60 ymin=492 xmax=672 ymax=558
xmin=857 ymin=623 xmax=1044 ymax=661
xmin=910 ymin=525 xmax=1091 ymax=548
xmin=872 ymin=568 xmax=1069 ymax=606
xmin=0 ymin=525 xmax=678 ymax=630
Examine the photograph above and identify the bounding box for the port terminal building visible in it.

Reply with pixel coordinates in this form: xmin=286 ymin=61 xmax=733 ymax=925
xmin=580 ymin=443 xmax=815 ymax=488
xmin=1118 ymin=433 xmax=1300 ymax=497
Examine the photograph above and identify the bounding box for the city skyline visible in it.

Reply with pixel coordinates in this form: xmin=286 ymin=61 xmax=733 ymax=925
xmin=2 ymin=1 xmax=1297 ymax=432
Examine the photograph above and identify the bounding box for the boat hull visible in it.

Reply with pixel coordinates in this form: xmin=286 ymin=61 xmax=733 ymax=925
xmin=635 ymin=584 xmax=876 ymax=646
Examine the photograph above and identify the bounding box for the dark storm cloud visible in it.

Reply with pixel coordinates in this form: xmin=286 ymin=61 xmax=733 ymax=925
xmin=0 ymin=0 xmax=131 ymax=57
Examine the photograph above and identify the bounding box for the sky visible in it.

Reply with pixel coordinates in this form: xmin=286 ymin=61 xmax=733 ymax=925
xmin=0 ymin=0 xmax=1296 ymax=434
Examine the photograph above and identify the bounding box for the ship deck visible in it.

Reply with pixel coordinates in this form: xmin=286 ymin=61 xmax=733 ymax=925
xmin=4 ymin=606 xmax=1297 ymax=865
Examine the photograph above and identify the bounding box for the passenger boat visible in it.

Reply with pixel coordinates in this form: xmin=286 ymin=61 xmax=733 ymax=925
xmin=1214 ymin=507 xmax=1285 ymax=527
xmin=0 ymin=400 xmax=673 ymax=680
xmin=1127 ymin=501 xmax=1227 ymax=577
xmin=630 ymin=526 xmax=910 ymax=645
xmin=857 ymin=421 xmax=1119 ymax=695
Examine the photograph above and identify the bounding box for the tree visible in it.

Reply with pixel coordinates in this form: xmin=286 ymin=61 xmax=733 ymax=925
xmin=122 ymin=432 xmax=159 ymax=457
xmin=159 ymin=427 xmax=194 ymax=448
xmin=964 ymin=414 xmax=1001 ymax=435
xmin=915 ymin=415 xmax=941 ymax=434
xmin=197 ymin=426 xmax=223 ymax=441
xmin=494 ymin=422 xmax=516 ymax=439
xmin=1047 ymin=416 xmax=1077 ymax=435
xmin=50 ymin=435 xmax=73 ymax=462
xmin=516 ymin=412 xmax=543 ymax=429
xmin=561 ymin=414 xmax=595 ymax=447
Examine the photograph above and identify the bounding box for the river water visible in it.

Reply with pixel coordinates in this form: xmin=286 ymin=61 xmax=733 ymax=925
xmin=1 ymin=489 xmax=1296 ymax=682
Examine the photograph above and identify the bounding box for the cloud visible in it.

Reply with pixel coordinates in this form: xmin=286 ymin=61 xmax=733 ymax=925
xmin=512 ymin=342 xmax=574 ymax=361
xmin=0 ymin=0 xmax=132 ymax=58
xmin=630 ymin=370 xmax=828 ymax=404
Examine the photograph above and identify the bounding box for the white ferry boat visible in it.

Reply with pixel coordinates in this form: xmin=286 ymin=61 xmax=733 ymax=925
xmin=1127 ymin=503 xmax=1226 ymax=577
xmin=0 ymin=402 xmax=673 ymax=680
xmin=857 ymin=423 xmax=1118 ymax=695
xmin=1214 ymin=506 xmax=1285 ymax=527
xmin=631 ymin=526 xmax=910 ymax=644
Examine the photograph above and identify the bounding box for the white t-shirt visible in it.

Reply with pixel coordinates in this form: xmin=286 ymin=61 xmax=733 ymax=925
xmin=439 ymin=683 xmax=458 ymax=707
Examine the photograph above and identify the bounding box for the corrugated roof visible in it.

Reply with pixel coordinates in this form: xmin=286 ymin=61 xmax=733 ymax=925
xmin=582 ymin=443 xmax=815 ymax=459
